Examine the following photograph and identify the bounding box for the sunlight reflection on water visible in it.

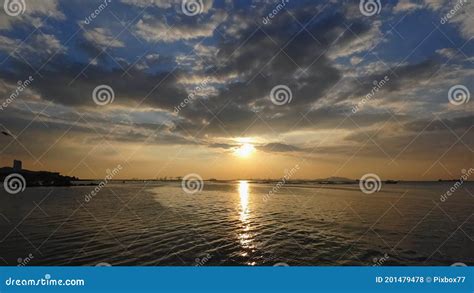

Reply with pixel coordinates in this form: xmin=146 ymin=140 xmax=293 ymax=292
xmin=238 ymin=180 xmax=256 ymax=265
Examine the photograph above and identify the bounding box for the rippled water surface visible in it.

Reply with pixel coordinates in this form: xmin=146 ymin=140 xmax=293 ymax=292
xmin=0 ymin=182 xmax=472 ymax=266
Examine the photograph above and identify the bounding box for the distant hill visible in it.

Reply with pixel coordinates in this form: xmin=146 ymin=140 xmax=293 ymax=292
xmin=318 ymin=177 xmax=355 ymax=183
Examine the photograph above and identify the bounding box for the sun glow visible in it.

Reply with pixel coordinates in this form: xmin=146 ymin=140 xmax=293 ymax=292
xmin=234 ymin=143 xmax=255 ymax=158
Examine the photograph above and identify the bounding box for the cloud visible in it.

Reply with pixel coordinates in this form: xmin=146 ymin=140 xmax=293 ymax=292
xmin=424 ymin=0 xmax=446 ymax=10
xmin=257 ymin=143 xmax=304 ymax=153
xmin=33 ymin=34 xmax=67 ymax=55
xmin=435 ymin=48 xmax=458 ymax=58
xmin=0 ymin=34 xmax=66 ymax=59
xmin=0 ymin=35 xmax=18 ymax=53
xmin=134 ymin=53 xmax=161 ymax=70
xmin=120 ymin=0 xmax=179 ymax=8
xmin=404 ymin=115 xmax=474 ymax=132
xmin=341 ymin=114 xmax=473 ymax=162
xmin=393 ymin=0 xmax=424 ymax=13
xmin=350 ymin=56 xmax=363 ymax=65
xmin=121 ymin=0 xmax=214 ymax=13
xmin=0 ymin=56 xmax=189 ymax=112
xmin=134 ymin=11 xmax=226 ymax=43
xmin=423 ymin=0 xmax=472 ymax=40
xmin=328 ymin=21 xmax=385 ymax=59
xmin=449 ymin=0 xmax=474 ymax=39
xmin=0 ymin=0 xmax=64 ymax=30
xmin=83 ymin=27 xmax=125 ymax=48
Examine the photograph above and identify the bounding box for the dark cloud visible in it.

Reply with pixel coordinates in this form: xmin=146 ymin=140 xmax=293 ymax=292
xmin=0 ymin=57 xmax=187 ymax=111
xmin=171 ymin=9 xmax=387 ymax=136
xmin=404 ymin=115 xmax=474 ymax=132
xmin=334 ymin=59 xmax=442 ymax=105
xmin=258 ymin=143 xmax=304 ymax=153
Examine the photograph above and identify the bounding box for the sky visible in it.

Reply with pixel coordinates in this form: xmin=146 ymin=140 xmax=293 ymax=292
xmin=0 ymin=0 xmax=472 ymax=180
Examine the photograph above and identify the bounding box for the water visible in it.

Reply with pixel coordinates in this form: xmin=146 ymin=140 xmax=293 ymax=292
xmin=0 ymin=181 xmax=472 ymax=266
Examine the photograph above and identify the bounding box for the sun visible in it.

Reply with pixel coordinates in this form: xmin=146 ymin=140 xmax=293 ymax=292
xmin=234 ymin=143 xmax=255 ymax=158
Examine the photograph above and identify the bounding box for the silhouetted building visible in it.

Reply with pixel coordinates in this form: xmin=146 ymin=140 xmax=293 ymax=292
xmin=13 ymin=160 xmax=22 ymax=172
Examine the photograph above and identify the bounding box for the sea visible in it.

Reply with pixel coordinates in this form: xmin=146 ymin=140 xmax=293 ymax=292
xmin=0 ymin=181 xmax=472 ymax=266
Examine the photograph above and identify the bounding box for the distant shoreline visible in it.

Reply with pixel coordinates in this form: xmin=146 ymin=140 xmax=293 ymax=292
xmin=71 ymin=179 xmax=472 ymax=184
